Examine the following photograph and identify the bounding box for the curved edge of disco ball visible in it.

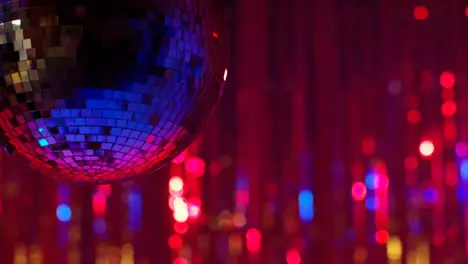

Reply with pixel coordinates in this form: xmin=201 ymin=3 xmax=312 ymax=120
xmin=34 ymin=148 xmax=185 ymax=185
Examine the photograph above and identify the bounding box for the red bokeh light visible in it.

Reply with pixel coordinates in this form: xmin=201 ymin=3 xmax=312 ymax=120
xmin=246 ymin=228 xmax=262 ymax=252
xmin=92 ymin=192 xmax=107 ymax=216
xmin=407 ymin=110 xmax=421 ymax=125
xmin=168 ymin=234 xmax=183 ymax=249
xmin=440 ymin=71 xmax=456 ymax=88
xmin=236 ymin=189 xmax=250 ymax=206
xmin=374 ymin=161 xmax=387 ymax=175
xmin=414 ymin=6 xmax=428 ymax=20
xmin=97 ymin=184 xmax=112 ymax=196
xmin=185 ymin=156 xmax=206 ymax=177
xmin=174 ymin=222 xmax=189 ymax=234
xmin=419 ymin=140 xmax=434 ymax=157
xmin=375 ymin=230 xmax=389 ymax=244
xmin=286 ymin=249 xmax=302 ymax=264
xmin=376 ymin=175 xmax=389 ymax=189
xmin=441 ymin=101 xmax=456 ymax=117
xmin=351 ymin=182 xmax=367 ymax=201
xmin=173 ymin=257 xmax=188 ymax=264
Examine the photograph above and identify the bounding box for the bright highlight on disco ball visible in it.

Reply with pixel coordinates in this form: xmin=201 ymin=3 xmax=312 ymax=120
xmin=0 ymin=0 xmax=229 ymax=183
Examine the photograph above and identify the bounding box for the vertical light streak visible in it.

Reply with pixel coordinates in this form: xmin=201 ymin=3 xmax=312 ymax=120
xmin=127 ymin=188 xmax=142 ymax=232
xmin=56 ymin=184 xmax=71 ymax=247
xmin=375 ymin=162 xmax=389 ymax=236
xmin=169 ymin=160 xmax=185 ymax=263
xmin=430 ymin=89 xmax=447 ymax=250
xmin=353 ymin=164 xmax=366 ymax=247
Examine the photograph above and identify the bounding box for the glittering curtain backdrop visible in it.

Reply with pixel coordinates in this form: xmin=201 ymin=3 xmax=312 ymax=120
xmin=3 ymin=0 xmax=468 ymax=264
xmin=231 ymin=0 xmax=468 ymax=263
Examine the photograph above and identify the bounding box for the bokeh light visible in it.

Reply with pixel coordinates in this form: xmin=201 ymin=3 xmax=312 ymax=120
xmin=246 ymin=228 xmax=262 ymax=252
xmin=173 ymin=257 xmax=189 ymax=264
xmin=169 ymin=177 xmax=184 ymax=193
xmin=387 ymin=237 xmax=402 ymax=260
xmin=423 ymin=187 xmax=439 ymax=204
xmin=441 ymin=101 xmax=457 ymax=117
xmin=92 ymin=192 xmax=107 ymax=216
xmin=173 ymin=209 xmax=189 ymax=223
xmin=376 ymin=230 xmax=390 ymax=244
xmin=168 ymin=235 xmax=183 ymax=250
xmin=365 ymin=196 xmax=380 ymax=211
xmin=286 ymin=249 xmax=302 ymax=264
xmin=419 ymin=140 xmax=435 ymax=157
xmin=56 ymin=204 xmax=72 ymax=222
xmin=414 ymin=6 xmax=429 ymax=20
xmin=461 ymin=160 xmax=468 ymax=181
xmin=185 ymin=156 xmax=206 ymax=177
xmin=188 ymin=204 xmax=201 ymax=219
xmin=298 ymin=190 xmax=314 ymax=222
xmin=352 ymin=182 xmax=367 ymax=201
xmin=440 ymin=71 xmax=456 ymax=88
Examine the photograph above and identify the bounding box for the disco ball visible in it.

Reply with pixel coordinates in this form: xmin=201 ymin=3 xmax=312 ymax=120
xmin=0 ymin=0 xmax=229 ymax=183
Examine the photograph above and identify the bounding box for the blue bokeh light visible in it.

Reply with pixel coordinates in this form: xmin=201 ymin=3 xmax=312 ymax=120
xmin=128 ymin=190 xmax=143 ymax=230
xmin=423 ymin=188 xmax=438 ymax=204
xmin=365 ymin=196 xmax=380 ymax=211
xmin=298 ymin=189 xmax=314 ymax=222
xmin=461 ymin=160 xmax=468 ymax=181
xmin=365 ymin=172 xmax=377 ymax=190
xmin=56 ymin=204 xmax=72 ymax=222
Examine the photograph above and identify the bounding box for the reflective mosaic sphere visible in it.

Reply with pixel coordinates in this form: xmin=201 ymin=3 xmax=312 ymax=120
xmin=0 ymin=0 xmax=229 ymax=183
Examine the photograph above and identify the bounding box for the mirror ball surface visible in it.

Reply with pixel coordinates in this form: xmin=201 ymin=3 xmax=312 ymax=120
xmin=0 ymin=0 xmax=229 ymax=183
